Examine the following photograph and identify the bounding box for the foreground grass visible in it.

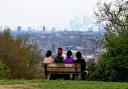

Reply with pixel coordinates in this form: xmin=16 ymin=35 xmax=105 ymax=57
xmin=0 ymin=79 xmax=128 ymax=89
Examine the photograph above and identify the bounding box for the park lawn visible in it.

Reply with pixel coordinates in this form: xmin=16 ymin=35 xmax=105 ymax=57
xmin=0 ymin=79 xmax=127 ymax=89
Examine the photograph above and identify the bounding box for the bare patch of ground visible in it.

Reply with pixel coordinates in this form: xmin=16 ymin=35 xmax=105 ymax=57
xmin=0 ymin=84 xmax=30 ymax=89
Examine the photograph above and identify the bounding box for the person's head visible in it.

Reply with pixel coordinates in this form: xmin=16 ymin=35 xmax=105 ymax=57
xmin=57 ymin=47 xmax=63 ymax=56
xmin=67 ymin=50 xmax=72 ymax=57
xmin=76 ymin=51 xmax=82 ymax=59
xmin=46 ymin=50 xmax=52 ymax=57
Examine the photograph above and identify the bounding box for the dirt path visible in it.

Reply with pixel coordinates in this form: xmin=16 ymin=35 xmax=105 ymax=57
xmin=0 ymin=84 xmax=30 ymax=89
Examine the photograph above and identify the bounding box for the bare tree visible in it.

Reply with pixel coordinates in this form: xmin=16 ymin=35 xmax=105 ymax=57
xmin=95 ymin=0 xmax=128 ymax=35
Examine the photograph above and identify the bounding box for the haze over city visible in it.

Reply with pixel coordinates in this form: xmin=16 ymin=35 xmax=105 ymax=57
xmin=0 ymin=0 xmax=113 ymax=29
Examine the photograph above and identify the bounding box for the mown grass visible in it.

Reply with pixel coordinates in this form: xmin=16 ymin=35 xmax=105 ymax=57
xmin=0 ymin=79 xmax=128 ymax=89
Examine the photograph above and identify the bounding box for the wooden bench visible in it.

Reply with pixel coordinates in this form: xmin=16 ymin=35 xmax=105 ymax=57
xmin=42 ymin=63 xmax=81 ymax=80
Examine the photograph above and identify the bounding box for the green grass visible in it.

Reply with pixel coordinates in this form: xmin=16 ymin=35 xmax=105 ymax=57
xmin=0 ymin=79 xmax=128 ymax=89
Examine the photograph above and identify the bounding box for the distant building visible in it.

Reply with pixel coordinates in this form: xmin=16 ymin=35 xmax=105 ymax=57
xmin=17 ymin=26 xmax=22 ymax=33
xmin=70 ymin=17 xmax=81 ymax=31
xmin=43 ymin=26 xmax=45 ymax=31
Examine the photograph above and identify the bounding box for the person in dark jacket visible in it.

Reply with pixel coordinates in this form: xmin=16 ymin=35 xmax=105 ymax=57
xmin=52 ymin=47 xmax=64 ymax=79
xmin=54 ymin=47 xmax=64 ymax=63
xmin=73 ymin=51 xmax=86 ymax=80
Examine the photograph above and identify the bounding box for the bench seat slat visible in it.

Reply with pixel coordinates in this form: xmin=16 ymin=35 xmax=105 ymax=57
xmin=47 ymin=68 xmax=80 ymax=72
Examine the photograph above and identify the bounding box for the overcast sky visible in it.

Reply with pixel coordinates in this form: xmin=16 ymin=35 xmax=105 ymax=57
xmin=0 ymin=0 xmax=113 ymax=27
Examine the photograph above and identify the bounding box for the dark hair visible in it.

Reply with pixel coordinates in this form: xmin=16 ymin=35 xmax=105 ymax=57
xmin=67 ymin=50 xmax=72 ymax=57
xmin=58 ymin=47 xmax=63 ymax=50
xmin=57 ymin=47 xmax=63 ymax=55
xmin=46 ymin=50 xmax=52 ymax=57
xmin=76 ymin=51 xmax=81 ymax=59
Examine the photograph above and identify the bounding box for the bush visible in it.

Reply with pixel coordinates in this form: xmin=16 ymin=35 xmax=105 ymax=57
xmin=97 ymin=55 xmax=128 ymax=81
xmin=87 ymin=59 xmax=98 ymax=80
xmin=0 ymin=58 xmax=11 ymax=79
xmin=0 ymin=28 xmax=41 ymax=79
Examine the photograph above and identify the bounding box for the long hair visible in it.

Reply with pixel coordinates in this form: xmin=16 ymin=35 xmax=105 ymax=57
xmin=46 ymin=50 xmax=52 ymax=57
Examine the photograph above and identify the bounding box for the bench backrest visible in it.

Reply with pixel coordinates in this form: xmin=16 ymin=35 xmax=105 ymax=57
xmin=43 ymin=63 xmax=81 ymax=74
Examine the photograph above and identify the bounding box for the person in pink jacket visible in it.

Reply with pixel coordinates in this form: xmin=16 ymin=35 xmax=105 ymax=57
xmin=43 ymin=50 xmax=54 ymax=63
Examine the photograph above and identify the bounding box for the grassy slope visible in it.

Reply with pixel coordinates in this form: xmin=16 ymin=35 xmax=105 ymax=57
xmin=0 ymin=79 xmax=128 ymax=89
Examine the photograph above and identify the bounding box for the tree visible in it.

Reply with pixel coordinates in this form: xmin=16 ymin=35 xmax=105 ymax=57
xmin=0 ymin=28 xmax=41 ymax=79
xmin=95 ymin=0 xmax=128 ymax=81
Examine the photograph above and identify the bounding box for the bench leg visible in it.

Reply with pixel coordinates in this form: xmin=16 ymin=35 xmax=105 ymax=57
xmin=47 ymin=74 xmax=51 ymax=80
xmin=76 ymin=74 xmax=78 ymax=80
xmin=78 ymin=74 xmax=81 ymax=80
xmin=45 ymin=74 xmax=51 ymax=80
xmin=45 ymin=74 xmax=47 ymax=79
xmin=69 ymin=74 xmax=73 ymax=80
xmin=75 ymin=74 xmax=81 ymax=80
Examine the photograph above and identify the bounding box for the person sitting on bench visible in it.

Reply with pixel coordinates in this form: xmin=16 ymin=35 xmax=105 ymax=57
xmin=54 ymin=48 xmax=64 ymax=63
xmin=43 ymin=50 xmax=54 ymax=64
xmin=73 ymin=51 xmax=86 ymax=80
xmin=52 ymin=48 xmax=64 ymax=79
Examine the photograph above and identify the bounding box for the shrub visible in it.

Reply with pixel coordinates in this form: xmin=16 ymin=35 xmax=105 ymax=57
xmin=0 ymin=58 xmax=11 ymax=79
xmin=0 ymin=28 xmax=41 ymax=79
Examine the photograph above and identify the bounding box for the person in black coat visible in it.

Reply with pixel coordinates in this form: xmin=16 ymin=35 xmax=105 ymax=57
xmin=73 ymin=51 xmax=86 ymax=80
xmin=51 ymin=47 xmax=64 ymax=79
xmin=54 ymin=47 xmax=64 ymax=63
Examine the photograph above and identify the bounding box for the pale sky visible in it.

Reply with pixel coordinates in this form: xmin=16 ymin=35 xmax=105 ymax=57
xmin=0 ymin=0 xmax=113 ymax=27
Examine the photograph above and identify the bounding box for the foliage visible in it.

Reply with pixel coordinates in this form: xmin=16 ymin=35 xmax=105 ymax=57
xmin=0 ymin=28 xmax=41 ymax=79
xmin=95 ymin=0 xmax=128 ymax=81
xmin=86 ymin=59 xmax=98 ymax=80
xmin=0 ymin=57 xmax=11 ymax=79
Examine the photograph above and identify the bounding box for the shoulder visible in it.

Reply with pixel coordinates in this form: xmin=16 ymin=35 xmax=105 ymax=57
xmin=56 ymin=55 xmax=62 ymax=58
xmin=44 ymin=57 xmax=47 ymax=60
xmin=73 ymin=60 xmax=78 ymax=63
xmin=55 ymin=55 xmax=59 ymax=59
xmin=81 ymin=59 xmax=85 ymax=62
xmin=49 ymin=57 xmax=54 ymax=60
